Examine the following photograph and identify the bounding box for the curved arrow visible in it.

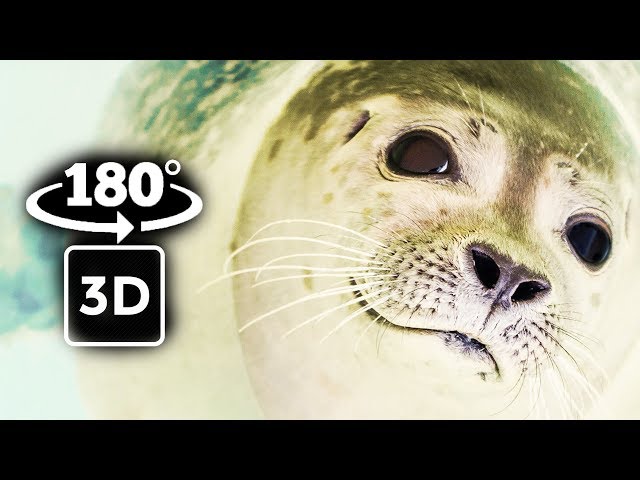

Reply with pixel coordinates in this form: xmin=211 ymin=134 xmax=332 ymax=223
xmin=26 ymin=183 xmax=134 ymax=243
xmin=140 ymin=183 xmax=203 ymax=232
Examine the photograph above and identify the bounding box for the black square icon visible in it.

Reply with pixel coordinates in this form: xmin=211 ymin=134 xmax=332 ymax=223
xmin=64 ymin=245 xmax=165 ymax=346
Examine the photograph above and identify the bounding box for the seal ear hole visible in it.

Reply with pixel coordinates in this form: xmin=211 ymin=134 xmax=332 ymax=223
xmin=345 ymin=110 xmax=371 ymax=143
xmin=567 ymin=221 xmax=611 ymax=266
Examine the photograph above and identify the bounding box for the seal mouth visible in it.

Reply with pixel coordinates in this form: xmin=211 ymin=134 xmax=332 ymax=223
xmin=352 ymin=280 xmax=499 ymax=378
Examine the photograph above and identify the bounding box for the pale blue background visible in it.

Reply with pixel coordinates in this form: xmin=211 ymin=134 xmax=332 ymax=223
xmin=0 ymin=61 xmax=130 ymax=418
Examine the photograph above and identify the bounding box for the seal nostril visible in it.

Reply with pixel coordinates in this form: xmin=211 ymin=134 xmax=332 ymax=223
xmin=511 ymin=281 xmax=548 ymax=302
xmin=472 ymin=249 xmax=500 ymax=289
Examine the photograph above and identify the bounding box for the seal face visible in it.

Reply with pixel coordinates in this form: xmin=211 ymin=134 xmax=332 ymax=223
xmin=230 ymin=61 xmax=639 ymax=419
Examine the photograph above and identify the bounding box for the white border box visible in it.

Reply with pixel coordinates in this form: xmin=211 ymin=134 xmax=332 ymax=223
xmin=64 ymin=245 xmax=165 ymax=347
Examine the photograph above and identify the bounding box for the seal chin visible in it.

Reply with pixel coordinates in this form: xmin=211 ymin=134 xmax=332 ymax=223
xmin=356 ymin=292 xmax=500 ymax=378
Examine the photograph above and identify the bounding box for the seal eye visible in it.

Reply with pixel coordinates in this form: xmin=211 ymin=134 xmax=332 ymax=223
xmin=567 ymin=221 xmax=611 ymax=266
xmin=388 ymin=134 xmax=449 ymax=175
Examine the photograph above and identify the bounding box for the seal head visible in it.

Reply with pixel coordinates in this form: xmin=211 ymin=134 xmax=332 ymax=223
xmin=232 ymin=61 xmax=639 ymax=418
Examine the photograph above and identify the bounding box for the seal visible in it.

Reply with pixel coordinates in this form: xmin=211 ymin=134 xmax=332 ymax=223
xmin=227 ymin=60 xmax=640 ymax=419
xmin=81 ymin=60 xmax=640 ymax=419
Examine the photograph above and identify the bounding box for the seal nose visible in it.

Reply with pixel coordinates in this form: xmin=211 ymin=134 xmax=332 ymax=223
xmin=470 ymin=245 xmax=550 ymax=305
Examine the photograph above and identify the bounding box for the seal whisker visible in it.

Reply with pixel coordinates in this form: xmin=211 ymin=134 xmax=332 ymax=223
xmin=310 ymin=233 xmax=396 ymax=259
xmin=223 ymin=236 xmax=379 ymax=273
xmin=579 ymin=179 xmax=618 ymax=187
xmin=575 ymin=142 xmax=589 ymax=159
xmin=577 ymin=184 xmax=614 ymax=204
xmin=342 ymin=210 xmax=408 ymax=242
xmin=524 ymin=359 xmax=538 ymax=420
xmin=476 ymin=84 xmax=487 ymax=126
xmin=548 ymin=302 xmax=580 ymax=307
xmin=538 ymin=378 xmax=550 ymax=419
xmin=243 ymin=218 xmax=392 ymax=251
xmin=518 ymin=345 xmax=533 ymax=416
xmin=538 ymin=353 xmax=556 ymax=420
xmin=282 ymin=288 xmax=393 ymax=339
xmin=349 ymin=219 xmax=408 ymax=245
xmin=532 ymin=340 xmax=568 ymax=419
xmin=492 ymin=362 xmax=528 ymax=417
xmin=327 ymin=278 xmax=362 ymax=288
xmin=554 ymin=355 xmax=601 ymax=416
xmin=320 ymin=294 xmax=394 ymax=344
xmin=542 ymin=312 xmax=586 ymax=323
xmin=556 ymin=339 xmax=609 ymax=384
xmin=543 ymin=337 xmax=600 ymax=418
xmin=197 ymin=265 xmax=389 ymax=294
xmin=540 ymin=326 xmax=605 ymax=413
xmin=557 ymin=329 xmax=599 ymax=354
xmin=525 ymin=375 xmax=536 ymax=420
xmin=377 ymin=319 xmax=394 ymax=356
xmin=541 ymin=344 xmax=572 ymax=419
xmin=386 ymin=286 xmax=434 ymax=326
xmin=548 ymin=364 xmax=574 ymax=419
xmin=529 ymin=352 xmax=545 ymax=418
xmin=544 ymin=319 xmax=600 ymax=348
xmin=354 ymin=314 xmax=383 ymax=354
xmin=238 ymin=280 xmax=390 ymax=333
xmin=253 ymin=272 xmax=395 ymax=289
xmin=372 ymin=287 xmax=434 ymax=352
xmin=254 ymin=252 xmax=384 ymax=281
xmin=454 ymin=79 xmax=474 ymax=115
xmin=573 ymin=345 xmax=609 ymax=382
xmin=563 ymin=365 xmax=601 ymax=409
xmin=535 ymin=323 xmax=587 ymax=379
xmin=393 ymin=210 xmax=432 ymax=244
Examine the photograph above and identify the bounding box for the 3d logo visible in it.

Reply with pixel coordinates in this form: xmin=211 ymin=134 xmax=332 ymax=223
xmin=26 ymin=153 xmax=202 ymax=347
